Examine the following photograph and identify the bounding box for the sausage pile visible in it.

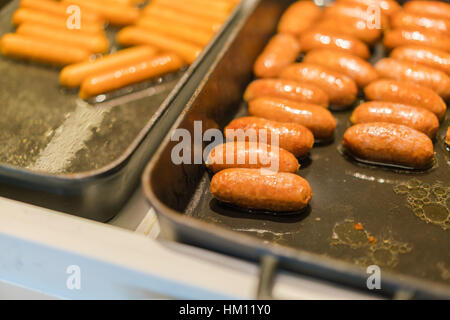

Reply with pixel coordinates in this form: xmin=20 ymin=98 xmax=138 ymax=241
xmin=209 ymin=0 xmax=449 ymax=213
xmin=1 ymin=0 xmax=239 ymax=99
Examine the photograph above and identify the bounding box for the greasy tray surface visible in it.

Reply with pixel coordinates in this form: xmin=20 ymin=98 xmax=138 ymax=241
xmin=145 ymin=0 xmax=450 ymax=292
xmin=0 ymin=0 xmax=181 ymax=174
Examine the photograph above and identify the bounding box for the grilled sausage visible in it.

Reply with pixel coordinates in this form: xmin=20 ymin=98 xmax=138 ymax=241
xmin=137 ymin=17 xmax=214 ymax=47
xmin=374 ymin=58 xmax=450 ymax=99
xmin=350 ymin=101 xmax=439 ymax=138
xmin=16 ymin=23 xmax=109 ymax=54
xmin=391 ymin=11 xmax=450 ymax=34
xmin=62 ymin=0 xmax=139 ymax=26
xmin=403 ymin=1 xmax=450 ymax=20
xmin=60 ymin=45 xmax=158 ymax=87
xmin=244 ymin=78 xmax=329 ymax=108
xmin=79 ymin=53 xmax=183 ymax=99
xmin=117 ymin=26 xmax=202 ymax=64
xmin=1 ymin=33 xmax=90 ymax=66
xmin=248 ymin=97 xmax=336 ymax=140
xmin=383 ymin=29 xmax=450 ymax=52
xmin=299 ymin=30 xmax=370 ymax=59
xmin=12 ymin=8 xmax=104 ymax=34
xmin=210 ymin=168 xmax=312 ymax=212
xmin=336 ymin=0 xmax=401 ymax=17
xmin=313 ymin=17 xmax=381 ymax=44
xmin=225 ymin=116 xmax=314 ymax=157
xmin=253 ymin=33 xmax=301 ymax=78
xmin=342 ymin=122 xmax=434 ymax=168
xmin=19 ymin=0 xmax=103 ymax=24
xmin=364 ymin=79 xmax=447 ymax=120
xmin=390 ymin=46 xmax=450 ymax=76
xmin=280 ymin=63 xmax=358 ymax=108
xmin=323 ymin=2 xmax=389 ymax=29
xmin=206 ymin=141 xmax=300 ymax=173
xmin=277 ymin=1 xmax=322 ymax=36
xmin=303 ymin=49 xmax=378 ymax=88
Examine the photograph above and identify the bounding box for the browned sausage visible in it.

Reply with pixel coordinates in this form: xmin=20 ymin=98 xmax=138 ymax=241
xmin=244 ymin=78 xmax=329 ymax=108
xmin=248 ymin=97 xmax=336 ymax=140
xmin=277 ymin=1 xmax=322 ymax=36
xmin=383 ymin=29 xmax=450 ymax=52
xmin=313 ymin=17 xmax=381 ymax=45
xmin=336 ymin=0 xmax=401 ymax=17
xmin=391 ymin=11 xmax=450 ymax=34
xmin=364 ymin=79 xmax=447 ymax=120
xmin=323 ymin=2 xmax=389 ymax=29
xmin=253 ymin=33 xmax=301 ymax=78
xmin=303 ymin=49 xmax=378 ymax=88
xmin=210 ymin=168 xmax=312 ymax=212
xmin=350 ymin=101 xmax=439 ymax=138
xmin=225 ymin=116 xmax=314 ymax=157
xmin=342 ymin=122 xmax=434 ymax=168
xmin=206 ymin=141 xmax=300 ymax=173
xmin=374 ymin=58 xmax=450 ymax=99
xmin=403 ymin=1 xmax=450 ymax=20
xmin=446 ymin=127 xmax=450 ymax=146
xmin=390 ymin=45 xmax=450 ymax=76
xmin=280 ymin=63 xmax=358 ymax=108
xmin=299 ymin=29 xmax=370 ymax=59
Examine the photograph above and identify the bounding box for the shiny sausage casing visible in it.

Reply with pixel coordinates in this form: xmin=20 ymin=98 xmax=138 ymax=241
xmin=364 ymin=79 xmax=447 ymax=120
xmin=225 ymin=116 xmax=314 ymax=157
xmin=253 ymin=33 xmax=301 ymax=78
xmin=383 ymin=29 xmax=450 ymax=53
xmin=299 ymin=29 xmax=370 ymax=59
xmin=336 ymin=0 xmax=401 ymax=17
xmin=277 ymin=1 xmax=322 ymax=36
xmin=206 ymin=141 xmax=299 ymax=173
xmin=323 ymin=2 xmax=390 ymax=28
xmin=390 ymin=45 xmax=450 ymax=76
xmin=403 ymin=1 xmax=450 ymax=20
xmin=280 ymin=63 xmax=358 ymax=108
xmin=390 ymin=11 xmax=450 ymax=34
xmin=374 ymin=58 xmax=450 ymax=99
xmin=210 ymin=168 xmax=312 ymax=212
xmin=342 ymin=122 xmax=434 ymax=168
xmin=244 ymin=78 xmax=329 ymax=108
xmin=351 ymin=101 xmax=439 ymax=138
xmin=313 ymin=17 xmax=381 ymax=44
xmin=248 ymin=97 xmax=336 ymax=140
xmin=303 ymin=49 xmax=378 ymax=88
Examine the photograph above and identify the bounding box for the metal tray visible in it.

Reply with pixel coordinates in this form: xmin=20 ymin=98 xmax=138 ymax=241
xmin=0 ymin=0 xmax=243 ymax=221
xmin=143 ymin=0 xmax=450 ymax=299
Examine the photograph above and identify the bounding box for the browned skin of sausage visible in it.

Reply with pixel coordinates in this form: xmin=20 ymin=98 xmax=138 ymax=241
xmin=323 ymin=2 xmax=390 ymax=29
xmin=364 ymin=79 xmax=447 ymax=120
xmin=248 ymin=97 xmax=336 ymax=140
xmin=280 ymin=63 xmax=358 ymax=108
xmin=313 ymin=17 xmax=381 ymax=44
xmin=374 ymin=58 xmax=450 ymax=99
xmin=210 ymin=168 xmax=312 ymax=212
xmin=206 ymin=141 xmax=299 ymax=173
xmin=390 ymin=46 xmax=450 ymax=76
xmin=244 ymin=78 xmax=329 ymax=107
xmin=383 ymin=29 xmax=450 ymax=52
xmin=391 ymin=11 xmax=450 ymax=34
xmin=446 ymin=127 xmax=450 ymax=146
xmin=253 ymin=33 xmax=301 ymax=78
xmin=299 ymin=30 xmax=370 ymax=59
xmin=342 ymin=122 xmax=434 ymax=168
xmin=225 ymin=116 xmax=314 ymax=157
xmin=277 ymin=1 xmax=322 ymax=36
xmin=336 ymin=0 xmax=401 ymax=17
xmin=403 ymin=1 xmax=450 ymax=20
xmin=303 ymin=49 xmax=378 ymax=88
xmin=350 ymin=101 xmax=439 ymax=138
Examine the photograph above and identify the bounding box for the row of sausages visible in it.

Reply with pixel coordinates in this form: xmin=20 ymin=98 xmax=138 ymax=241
xmin=1 ymin=0 xmax=238 ymax=99
xmin=208 ymin=0 xmax=449 ymax=213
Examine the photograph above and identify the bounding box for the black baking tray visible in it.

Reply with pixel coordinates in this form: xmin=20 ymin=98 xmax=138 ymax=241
xmin=143 ymin=0 xmax=450 ymax=299
xmin=0 ymin=0 xmax=243 ymax=221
